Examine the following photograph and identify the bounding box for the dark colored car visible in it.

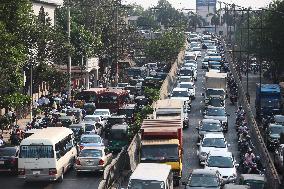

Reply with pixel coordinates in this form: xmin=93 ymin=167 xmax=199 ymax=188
xmin=0 ymin=146 xmax=19 ymax=173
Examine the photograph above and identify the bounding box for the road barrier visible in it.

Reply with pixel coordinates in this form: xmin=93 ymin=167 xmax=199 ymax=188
xmin=225 ymin=41 xmax=282 ymax=189
xmin=159 ymin=47 xmax=185 ymax=99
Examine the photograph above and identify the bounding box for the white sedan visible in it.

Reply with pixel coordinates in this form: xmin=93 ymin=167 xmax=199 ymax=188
xmin=177 ymin=82 xmax=196 ymax=99
xmin=204 ymin=151 xmax=238 ymax=183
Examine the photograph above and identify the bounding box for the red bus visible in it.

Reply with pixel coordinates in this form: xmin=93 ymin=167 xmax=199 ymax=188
xmin=74 ymin=88 xmax=106 ymax=108
xmin=97 ymin=88 xmax=129 ymax=113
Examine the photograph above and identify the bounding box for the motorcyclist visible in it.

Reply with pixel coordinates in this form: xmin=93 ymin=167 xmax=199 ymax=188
xmin=244 ymin=148 xmax=256 ymax=166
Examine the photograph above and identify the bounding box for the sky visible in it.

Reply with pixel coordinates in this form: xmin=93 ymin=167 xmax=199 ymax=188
xmin=122 ymin=0 xmax=274 ymax=10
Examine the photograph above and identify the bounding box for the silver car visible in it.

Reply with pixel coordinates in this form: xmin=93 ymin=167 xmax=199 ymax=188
xmin=75 ymin=146 xmax=112 ymax=173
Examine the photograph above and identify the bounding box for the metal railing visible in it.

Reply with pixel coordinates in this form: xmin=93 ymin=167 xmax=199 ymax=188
xmin=225 ymin=40 xmax=281 ymax=189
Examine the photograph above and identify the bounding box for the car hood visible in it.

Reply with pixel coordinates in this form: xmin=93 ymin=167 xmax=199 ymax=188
xmin=200 ymin=147 xmax=228 ymax=154
xmin=205 ymin=167 xmax=236 ymax=178
xmin=204 ymin=116 xmax=227 ymax=122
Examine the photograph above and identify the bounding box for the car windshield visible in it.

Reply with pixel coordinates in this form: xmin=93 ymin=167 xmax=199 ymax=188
xmin=180 ymin=83 xmax=193 ymax=89
xmin=108 ymin=118 xmax=125 ymax=125
xmin=202 ymin=138 xmax=226 ymax=148
xmin=206 ymin=89 xmax=224 ymax=96
xmin=172 ymin=90 xmax=189 ymax=97
xmin=110 ymin=130 xmax=127 ymax=140
xmin=189 ymin=174 xmax=219 ymax=187
xmin=244 ymin=180 xmax=265 ymax=189
xmin=269 ymin=126 xmax=284 ymax=135
xmin=208 ymin=156 xmax=233 ymax=168
xmin=79 ymin=149 xmax=102 ymax=157
xmin=180 ymin=69 xmax=193 ymax=76
xmin=129 ymin=180 xmax=165 ymax=189
xmin=85 ymin=117 xmax=100 ymax=122
xmin=81 ymin=136 xmax=101 ymax=144
xmin=0 ymin=148 xmax=16 ymax=156
xmin=141 ymin=144 xmax=179 ymax=161
xmin=201 ymin=122 xmax=222 ymax=132
xmin=118 ymin=109 xmax=134 ymax=117
xmin=94 ymin=111 xmax=109 ymax=115
xmin=179 ymin=77 xmax=192 ymax=82
xmin=85 ymin=125 xmax=95 ymax=132
xmin=207 ymin=108 xmax=226 ymax=116
xmin=261 ymin=98 xmax=280 ymax=108
xmin=208 ymin=98 xmax=223 ymax=107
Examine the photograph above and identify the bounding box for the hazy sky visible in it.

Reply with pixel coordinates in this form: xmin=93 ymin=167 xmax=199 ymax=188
xmin=122 ymin=0 xmax=274 ymax=10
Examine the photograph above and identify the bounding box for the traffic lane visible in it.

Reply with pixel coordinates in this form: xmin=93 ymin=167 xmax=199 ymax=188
xmin=0 ymin=169 xmax=101 ymax=189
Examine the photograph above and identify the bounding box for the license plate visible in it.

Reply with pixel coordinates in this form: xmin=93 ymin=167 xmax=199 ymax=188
xmin=0 ymin=161 xmax=4 ymax=164
xmin=86 ymin=161 xmax=94 ymax=166
xmin=33 ymin=171 xmax=40 ymax=175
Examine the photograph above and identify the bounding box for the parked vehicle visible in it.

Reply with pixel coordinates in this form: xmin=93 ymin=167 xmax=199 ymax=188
xmin=203 ymin=106 xmax=229 ymax=132
xmin=78 ymin=134 xmax=103 ymax=151
xmin=107 ymin=124 xmax=129 ymax=152
xmin=239 ymin=174 xmax=266 ymax=189
xmin=197 ymin=119 xmax=223 ymax=141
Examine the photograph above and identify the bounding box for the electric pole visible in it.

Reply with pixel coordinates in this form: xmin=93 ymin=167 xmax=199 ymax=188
xmin=67 ymin=0 xmax=72 ymax=100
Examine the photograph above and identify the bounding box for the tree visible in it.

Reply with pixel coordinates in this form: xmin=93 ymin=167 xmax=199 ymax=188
xmin=211 ymin=14 xmax=220 ymax=33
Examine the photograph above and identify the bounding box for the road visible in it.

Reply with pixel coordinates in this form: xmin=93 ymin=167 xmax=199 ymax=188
xmin=0 ymin=171 xmax=101 ymax=189
xmin=181 ymin=51 xmax=240 ymax=185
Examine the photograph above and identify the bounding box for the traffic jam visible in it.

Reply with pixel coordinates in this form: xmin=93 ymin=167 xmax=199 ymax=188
xmin=0 ymin=32 xmax=272 ymax=189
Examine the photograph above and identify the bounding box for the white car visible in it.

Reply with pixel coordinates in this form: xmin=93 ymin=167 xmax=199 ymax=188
xmin=192 ymin=47 xmax=202 ymax=57
xmin=197 ymin=133 xmax=229 ymax=165
xmin=170 ymin=87 xmax=191 ymax=103
xmin=178 ymin=82 xmax=195 ymax=99
xmin=93 ymin=109 xmax=111 ymax=119
xmin=84 ymin=115 xmax=106 ymax=129
xmin=205 ymin=151 xmax=238 ymax=182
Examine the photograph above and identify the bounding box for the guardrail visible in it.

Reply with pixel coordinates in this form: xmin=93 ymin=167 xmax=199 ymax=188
xmin=224 ymin=40 xmax=281 ymax=189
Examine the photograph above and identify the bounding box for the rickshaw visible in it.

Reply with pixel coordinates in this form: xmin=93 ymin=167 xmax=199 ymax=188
xmin=107 ymin=124 xmax=129 ymax=152
xmin=239 ymin=174 xmax=266 ymax=189
xmin=83 ymin=103 xmax=96 ymax=115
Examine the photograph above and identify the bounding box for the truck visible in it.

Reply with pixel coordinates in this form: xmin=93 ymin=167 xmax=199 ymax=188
xmin=205 ymin=72 xmax=227 ymax=91
xmin=255 ymin=84 xmax=282 ymax=118
xmin=153 ymin=99 xmax=189 ymax=128
xmin=125 ymin=163 xmax=173 ymax=189
xmin=140 ymin=119 xmax=183 ymax=186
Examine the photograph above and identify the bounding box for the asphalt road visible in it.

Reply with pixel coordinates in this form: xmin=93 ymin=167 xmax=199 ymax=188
xmin=180 ymin=51 xmax=240 ymax=187
xmin=0 ymin=170 xmax=102 ymax=189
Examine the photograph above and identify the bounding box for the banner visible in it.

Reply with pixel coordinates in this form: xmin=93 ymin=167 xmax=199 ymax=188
xmin=196 ymin=0 xmax=216 ymax=6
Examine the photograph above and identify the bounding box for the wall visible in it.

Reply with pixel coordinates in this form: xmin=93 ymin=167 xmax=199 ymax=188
xmin=32 ymin=2 xmax=57 ymax=26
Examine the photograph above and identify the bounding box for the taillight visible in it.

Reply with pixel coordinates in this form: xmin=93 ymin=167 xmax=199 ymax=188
xmin=10 ymin=158 xmax=17 ymax=164
xmin=18 ymin=168 xmax=25 ymax=175
xmin=98 ymin=159 xmax=104 ymax=165
xmin=80 ymin=145 xmax=84 ymax=150
xmin=49 ymin=168 xmax=57 ymax=175
xmin=76 ymin=159 xmax=81 ymax=165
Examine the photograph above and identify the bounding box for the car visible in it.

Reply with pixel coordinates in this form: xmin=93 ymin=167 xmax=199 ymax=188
xmin=80 ymin=121 xmax=103 ymax=135
xmin=183 ymin=63 xmax=197 ymax=70
xmin=75 ymin=146 xmax=112 ymax=173
xmin=202 ymin=61 xmax=209 ymax=69
xmin=192 ymin=46 xmax=202 ymax=57
xmin=273 ymin=115 xmax=284 ymax=125
xmin=265 ymin=124 xmax=284 ymax=150
xmin=178 ymin=76 xmax=194 ymax=83
xmin=197 ymin=133 xmax=229 ymax=165
xmin=178 ymin=82 xmax=196 ymax=99
xmin=204 ymin=151 xmax=238 ymax=183
xmin=78 ymin=134 xmax=103 ymax=151
xmin=203 ymin=106 xmax=229 ymax=132
xmin=170 ymin=87 xmax=191 ymax=103
xmin=0 ymin=146 xmax=19 ymax=173
xmin=206 ymin=96 xmax=225 ymax=108
xmin=84 ymin=115 xmax=106 ymax=129
xmin=197 ymin=119 xmax=223 ymax=141
xmin=93 ymin=109 xmax=111 ymax=119
xmin=182 ymin=169 xmax=222 ymax=189
xmin=274 ymin=144 xmax=284 ymax=173
xmin=204 ymin=88 xmax=226 ymax=103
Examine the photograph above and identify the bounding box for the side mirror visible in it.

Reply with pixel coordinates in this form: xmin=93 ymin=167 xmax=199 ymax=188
xmin=201 ymin=93 xmax=204 ymax=96
xmin=197 ymin=143 xmax=201 ymax=146
xmin=226 ymin=113 xmax=230 ymax=116
xmin=235 ymin=163 xmax=239 ymax=167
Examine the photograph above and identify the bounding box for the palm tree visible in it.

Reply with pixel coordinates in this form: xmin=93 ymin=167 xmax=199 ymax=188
xmin=188 ymin=13 xmax=206 ymax=31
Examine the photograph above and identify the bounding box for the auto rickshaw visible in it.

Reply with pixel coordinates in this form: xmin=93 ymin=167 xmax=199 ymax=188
xmin=239 ymin=174 xmax=266 ymax=189
xmin=83 ymin=103 xmax=96 ymax=115
xmin=107 ymin=124 xmax=129 ymax=153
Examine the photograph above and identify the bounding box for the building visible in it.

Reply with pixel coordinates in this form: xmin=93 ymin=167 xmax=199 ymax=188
xmin=32 ymin=0 xmax=63 ymax=26
xmin=196 ymin=0 xmax=216 ymax=32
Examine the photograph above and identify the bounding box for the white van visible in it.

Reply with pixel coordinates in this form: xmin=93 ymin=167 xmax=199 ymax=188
xmin=18 ymin=127 xmax=77 ymax=181
xmin=126 ymin=163 xmax=173 ymax=189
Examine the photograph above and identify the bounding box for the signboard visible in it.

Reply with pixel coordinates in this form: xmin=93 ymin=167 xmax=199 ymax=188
xmin=86 ymin=57 xmax=99 ymax=72
xmin=196 ymin=0 xmax=216 ymax=6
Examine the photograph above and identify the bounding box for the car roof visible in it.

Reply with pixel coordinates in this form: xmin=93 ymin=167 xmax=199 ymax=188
xmin=95 ymin=109 xmax=110 ymax=111
xmin=81 ymin=134 xmax=101 ymax=138
xmin=192 ymin=169 xmax=218 ymax=175
xmin=179 ymin=82 xmax=194 ymax=85
xmin=207 ymin=105 xmax=225 ymax=110
xmin=81 ymin=146 xmax=105 ymax=150
xmin=204 ymin=133 xmax=225 ymax=138
xmin=173 ymin=87 xmax=188 ymax=91
xmin=208 ymin=150 xmax=232 ymax=157
xmin=130 ymin=163 xmax=171 ymax=181
xmin=202 ymin=119 xmax=221 ymax=123
xmin=85 ymin=115 xmax=101 ymax=118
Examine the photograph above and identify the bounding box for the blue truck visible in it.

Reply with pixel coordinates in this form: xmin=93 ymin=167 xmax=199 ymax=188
xmin=255 ymin=84 xmax=282 ymax=118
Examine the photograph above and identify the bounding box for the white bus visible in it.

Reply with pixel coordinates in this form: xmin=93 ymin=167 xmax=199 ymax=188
xmin=18 ymin=127 xmax=77 ymax=181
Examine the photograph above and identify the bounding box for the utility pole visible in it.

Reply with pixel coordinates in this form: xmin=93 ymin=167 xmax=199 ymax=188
xmin=246 ymin=8 xmax=250 ymax=103
xmin=67 ymin=0 xmax=72 ymax=101
xmin=115 ymin=0 xmax=119 ymax=86
xmin=259 ymin=10 xmax=263 ymax=111
xmin=30 ymin=63 xmax=33 ymax=121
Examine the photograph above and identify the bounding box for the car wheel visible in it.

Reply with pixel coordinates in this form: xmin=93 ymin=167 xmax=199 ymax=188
xmin=58 ymin=168 xmax=64 ymax=182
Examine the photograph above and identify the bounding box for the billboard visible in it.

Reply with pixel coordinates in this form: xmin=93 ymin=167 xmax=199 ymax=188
xmin=196 ymin=0 xmax=216 ymax=7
